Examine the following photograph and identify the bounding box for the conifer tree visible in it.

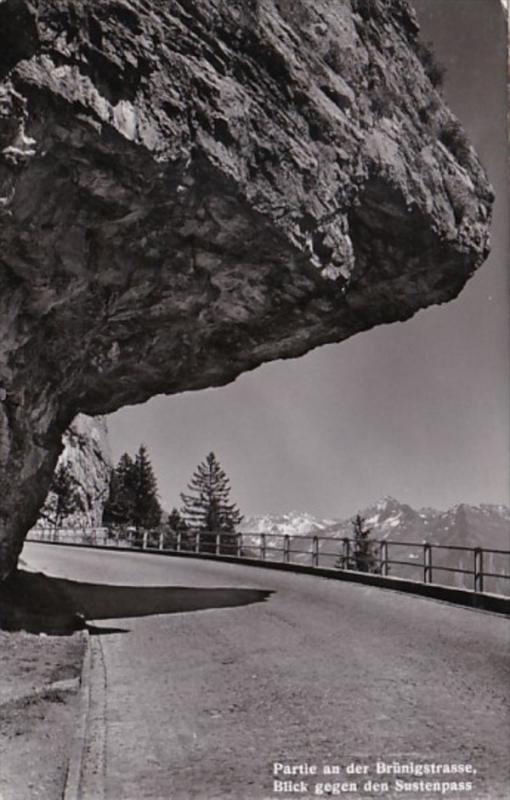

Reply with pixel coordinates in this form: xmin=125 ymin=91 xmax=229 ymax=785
xmin=180 ymin=452 xmax=243 ymax=553
xmin=336 ymin=514 xmax=380 ymax=573
xmin=103 ymin=446 xmax=161 ymax=539
xmin=166 ymin=507 xmax=193 ymax=550
xmin=42 ymin=463 xmax=81 ymax=530
xmin=167 ymin=507 xmax=189 ymax=535
xmin=131 ymin=444 xmax=162 ymax=535
xmin=103 ymin=453 xmax=136 ymax=527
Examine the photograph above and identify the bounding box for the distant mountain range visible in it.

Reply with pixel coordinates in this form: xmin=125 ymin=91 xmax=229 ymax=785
xmin=240 ymin=511 xmax=339 ymax=537
xmin=240 ymin=498 xmax=510 ymax=595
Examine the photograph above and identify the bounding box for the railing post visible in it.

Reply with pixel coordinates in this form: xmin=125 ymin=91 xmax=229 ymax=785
xmin=342 ymin=537 xmax=351 ymax=569
xmin=474 ymin=548 xmax=484 ymax=593
xmin=380 ymin=540 xmax=389 ymax=576
xmin=195 ymin=531 xmax=200 ymax=554
xmin=159 ymin=530 xmax=164 ymax=550
xmin=142 ymin=530 xmax=148 ymax=549
xmin=423 ymin=543 xmax=432 ymax=584
xmin=236 ymin=533 xmax=242 ymax=558
xmin=312 ymin=535 xmax=319 ymax=567
xmin=260 ymin=533 xmax=266 ymax=561
xmin=176 ymin=530 xmax=182 ymax=552
xmin=215 ymin=531 xmax=221 ymax=556
xmin=116 ymin=528 xmax=120 ymax=547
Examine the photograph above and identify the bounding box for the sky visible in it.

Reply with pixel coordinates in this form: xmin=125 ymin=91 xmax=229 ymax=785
xmin=107 ymin=0 xmax=509 ymax=519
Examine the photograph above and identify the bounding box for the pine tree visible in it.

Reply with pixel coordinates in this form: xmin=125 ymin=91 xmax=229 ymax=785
xmin=166 ymin=507 xmax=193 ymax=550
xmin=180 ymin=452 xmax=243 ymax=554
xmin=42 ymin=463 xmax=81 ymax=531
xmin=103 ymin=453 xmax=136 ymax=527
xmin=131 ymin=444 xmax=162 ymax=536
xmin=103 ymin=446 xmax=161 ymax=541
xmin=336 ymin=514 xmax=380 ymax=573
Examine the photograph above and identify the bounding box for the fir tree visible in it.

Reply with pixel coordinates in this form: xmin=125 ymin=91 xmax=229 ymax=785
xmin=336 ymin=514 xmax=380 ymax=573
xmin=180 ymin=452 xmax=243 ymax=553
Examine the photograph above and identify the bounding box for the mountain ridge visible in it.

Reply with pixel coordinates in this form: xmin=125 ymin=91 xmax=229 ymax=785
xmin=241 ymin=497 xmax=510 ymax=540
xmin=240 ymin=498 xmax=509 ymax=594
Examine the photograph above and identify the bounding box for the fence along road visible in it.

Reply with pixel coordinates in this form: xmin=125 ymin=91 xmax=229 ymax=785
xmin=23 ymin=542 xmax=509 ymax=800
xmin=29 ymin=525 xmax=510 ymax=612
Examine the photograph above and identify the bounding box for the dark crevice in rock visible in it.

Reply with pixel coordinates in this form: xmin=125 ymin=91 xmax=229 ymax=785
xmin=0 ymin=0 xmax=39 ymax=79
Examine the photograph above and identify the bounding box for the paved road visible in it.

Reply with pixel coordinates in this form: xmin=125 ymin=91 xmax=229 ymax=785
xmin=23 ymin=544 xmax=509 ymax=800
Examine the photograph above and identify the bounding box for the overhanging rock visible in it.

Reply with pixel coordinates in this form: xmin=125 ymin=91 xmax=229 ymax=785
xmin=0 ymin=0 xmax=493 ymax=579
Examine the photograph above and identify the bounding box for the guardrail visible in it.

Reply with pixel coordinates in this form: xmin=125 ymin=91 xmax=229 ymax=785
xmin=27 ymin=526 xmax=510 ymax=598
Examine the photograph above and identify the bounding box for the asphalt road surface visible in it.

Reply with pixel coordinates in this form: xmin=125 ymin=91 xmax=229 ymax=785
xmin=23 ymin=543 xmax=509 ymax=800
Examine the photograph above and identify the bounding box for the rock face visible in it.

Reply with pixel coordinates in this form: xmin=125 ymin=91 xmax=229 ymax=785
xmin=0 ymin=0 xmax=493 ymax=579
xmin=35 ymin=415 xmax=112 ymax=529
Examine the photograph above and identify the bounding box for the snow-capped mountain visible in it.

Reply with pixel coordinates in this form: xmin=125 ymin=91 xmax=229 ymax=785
xmin=240 ymin=511 xmax=338 ymax=536
xmin=239 ymin=511 xmax=340 ymax=553
xmin=358 ymin=496 xmax=510 ymax=552
xmin=240 ymin=498 xmax=510 ymax=594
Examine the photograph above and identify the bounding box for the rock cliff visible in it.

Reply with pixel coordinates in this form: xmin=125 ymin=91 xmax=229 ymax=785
xmin=0 ymin=0 xmax=493 ymax=579
xmin=35 ymin=414 xmax=112 ymax=529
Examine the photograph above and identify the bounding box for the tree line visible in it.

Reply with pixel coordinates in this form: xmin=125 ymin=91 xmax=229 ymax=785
xmin=42 ymin=444 xmax=381 ymax=571
xmin=102 ymin=447 xmax=243 ymax=551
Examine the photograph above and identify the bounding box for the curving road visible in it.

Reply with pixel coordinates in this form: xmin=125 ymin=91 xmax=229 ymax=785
xmin=23 ymin=543 xmax=509 ymax=800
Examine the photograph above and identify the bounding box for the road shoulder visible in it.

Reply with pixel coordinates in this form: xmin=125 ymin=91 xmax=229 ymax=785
xmin=0 ymin=629 xmax=86 ymax=800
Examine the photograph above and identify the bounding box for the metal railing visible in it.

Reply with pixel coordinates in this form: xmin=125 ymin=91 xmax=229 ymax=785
xmin=27 ymin=525 xmax=510 ymax=597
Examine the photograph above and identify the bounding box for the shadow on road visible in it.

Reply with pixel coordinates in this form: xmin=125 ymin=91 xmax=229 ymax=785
xmin=0 ymin=570 xmax=273 ymax=635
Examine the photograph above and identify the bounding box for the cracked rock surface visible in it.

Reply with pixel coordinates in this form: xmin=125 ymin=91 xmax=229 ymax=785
xmin=0 ymin=0 xmax=493 ymax=579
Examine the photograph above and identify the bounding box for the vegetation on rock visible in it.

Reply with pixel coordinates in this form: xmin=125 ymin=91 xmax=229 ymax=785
xmin=413 ymin=39 xmax=446 ymax=88
xmin=439 ymin=118 xmax=472 ymax=168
